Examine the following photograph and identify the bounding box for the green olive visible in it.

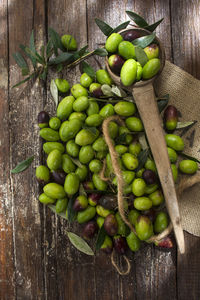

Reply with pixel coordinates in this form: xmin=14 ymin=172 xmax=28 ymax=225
xmin=142 ymin=58 xmax=161 ymax=80
xmin=39 ymin=193 xmax=55 ymax=204
xmin=125 ymin=117 xmax=143 ymax=132
xmin=96 ymin=69 xmax=112 ymax=85
xmin=36 ymin=165 xmax=50 ymax=185
xmin=114 ymin=101 xmax=136 ymax=117
xmin=108 ymin=121 xmax=118 ymax=139
xmin=80 ymin=73 xmax=93 ymax=88
xmin=132 ymin=178 xmax=146 ymax=196
xmin=66 ymin=140 xmax=80 ymax=157
xmin=56 ymin=96 xmax=75 ymax=120
xmin=105 ymin=33 xmax=123 ymax=53
xmin=99 ymin=104 xmax=115 ymax=118
xmin=126 ymin=231 xmax=141 ymax=251
xmin=56 ymin=197 xmax=68 ymax=213
xmin=115 ymin=212 xmax=130 ymax=236
xmin=97 ymin=216 xmax=105 ymax=228
xmin=68 ymin=112 xmax=87 ymax=122
xmin=62 ymin=154 xmax=76 ymax=173
xmin=129 ymin=142 xmax=142 ymax=156
xmin=149 ymin=189 xmax=164 ymax=206
xmin=89 ymin=159 xmax=103 ymax=173
xmin=120 ymin=59 xmax=137 ymax=86
xmin=92 ymin=136 xmax=107 ymax=152
xmin=96 ymin=151 xmax=108 ymax=160
xmin=47 ymin=149 xmax=62 ymax=171
xmin=96 ymin=205 xmax=111 ymax=218
xmin=119 ymin=126 xmax=133 ymax=144
xmin=77 ymin=206 xmax=96 ymax=224
xmin=61 ymin=34 xmax=77 ymax=50
xmin=59 ymin=119 xmax=82 ymax=142
xmin=49 ymin=117 xmax=61 ymax=130
xmin=154 ymin=212 xmax=168 ymax=233
xmin=167 ymin=147 xmax=178 ymax=163
xmin=79 ymin=145 xmax=95 ymax=164
xmin=128 ymin=209 xmax=140 ymax=226
xmin=135 ymin=216 xmax=154 ymax=240
xmin=71 ymin=83 xmax=88 ymax=98
xmin=145 ymin=158 xmax=157 ymax=173
xmin=43 ymin=142 xmax=65 ymax=155
xmin=43 ymin=183 xmax=66 ymax=199
xmin=145 ymin=183 xmax=159 ymax=194
xmin=165 ymin=134 xmax=184 ymax=151
xmin=179 ymin=160 xmax=198 ymax=174
xmin=73 ymin=96 xmax=89 ymax=112
xmin=55 ymin=78 xmax=70 ymax=93
xmin=85 ymin=114 xmax=103 ymax=127
xmin=115 ymin=145 xmax=128 ymax=155
xmin=118 ymin=41 xmax=136 ymax=60
xmin=113 ymin=170 xmax=135 ymax=186
xmin=144 ymin=44 xmax=159 ymax=60
xmin=100 ymin=235 xmax=113 ymax=253
xmin=171 ymin=164 xmax=178 ymax=182
xmin=75 ymin=128 xmax=99 ymax=146
xmin=64 ymin=173 xmax=80 ymax=195
xmin=86 ymin=100 xmax=99 ymax=116
xmin=134 ymin=197 xmax=152 ymax=210
xmin=40 ymin=128 xmax=60 ymax=141
xmin=136 ymin=168 xmax=145 ymax=178
xmin=92 ymin=173 xmax=108 ymax=191
xmin=75 ymin=165 xmax=88 ymax=182
xmin=122 ymin=153 xmax=139 ymax=170
xmin=136 ymin=62 xmax=143 ymax=81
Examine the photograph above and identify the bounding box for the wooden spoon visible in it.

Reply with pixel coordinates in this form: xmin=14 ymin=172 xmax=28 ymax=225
xmin=105 ymin=28 xmax=185 ymax=254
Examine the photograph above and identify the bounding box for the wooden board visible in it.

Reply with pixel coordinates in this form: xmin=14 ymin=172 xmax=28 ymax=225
xmin=0 ymin=0 xmax=199 ymax=299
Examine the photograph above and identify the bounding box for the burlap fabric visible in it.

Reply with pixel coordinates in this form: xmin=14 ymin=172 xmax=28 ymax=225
xmin=154 ymin=61 xmax=200 ymax=236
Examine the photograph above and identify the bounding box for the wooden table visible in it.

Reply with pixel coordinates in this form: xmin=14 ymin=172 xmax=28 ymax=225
xmin=1 ymin=0 xmax=200 ymax=299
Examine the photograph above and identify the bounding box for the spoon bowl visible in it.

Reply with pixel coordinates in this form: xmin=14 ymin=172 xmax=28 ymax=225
xmin=106 ymin=27 xmax=185 ymax=254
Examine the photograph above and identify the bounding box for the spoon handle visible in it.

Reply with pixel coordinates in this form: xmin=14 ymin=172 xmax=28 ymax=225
xmin=132 ymin=83 xmax=185 ymax=254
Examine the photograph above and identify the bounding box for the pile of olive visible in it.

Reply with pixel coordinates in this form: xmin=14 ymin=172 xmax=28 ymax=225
xmin=105 ymin=30 xmax=161 ymax=86
xmin=36 ymin=69 xmax=198 ymax=254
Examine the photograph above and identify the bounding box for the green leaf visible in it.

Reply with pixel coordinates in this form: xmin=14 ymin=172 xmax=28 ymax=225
xmin=82 ymin=125 xmax=98 ymax=135
xmin=126 ymin=11 xmax=149 ymax=28
xmin=79 ymin=184 xmax=87 ymax=196
xmin=29 ymin=30 xmax=37 ymax=67
xmin=111 ymin=21 xmax=130 ymax=34
xmin=48 ymin=204 xmax=68 ymax=220
xmin=48 ymin=52 xmax=74 ymax=65
xmin=46 ymin=39 xmax=53 ymax=58
xmin=95 ymin=18 xmax=113 ymax=36
xmin=67 ymin=193 xmax=78 ymax=223
xmin=56 ymin=63 xmax=63 ymax=72
xmin=132 ymin=33 xmax=156 ymax=48
xmin=70 ymin=157 xmax=83 ymax=168
xmin=138 ymin=133 xmax=149 ymax=150
xmin=39 ymin=69 xmax=47 ymax=81
xmin=157 ymin=94 xmax=169 ymax=112
xmin=13 ymin=52 xmax=29 ymax=75
xmin=77 ymin=45 xmax=88 ymax=57
xmin=48 ymin=27 xmax=66 ymax=55
xmin=135 ymin=46 xmax=148 ymax=66
xmin=67 ymin=232 xmax=94 ymax=256
xmin=50 ymin=79 xmax=58 ymax=107
xmin=93 ymin=48 xmax=108 ymax=57
xmin=176 ymin=121 xmax=196 ymax=129
xmin=111 ymin=85 xmax=127 ymax=98
xmin=179 ymin=153 xmax=200 ymax=164
xmin=95 ymin=226 xmax=106 ymax=250
xmin=12 ymin=72 xmax=36 ymax=88
xmin=101 ymin=84 xmax=113 ymax=97
xmin=145 ymin=18 xmax=164 ymax=32
xmin=115 ymin=133 xmax=127 ymax=145
xmin=135 ymin=149 xmax=150 ymax=172
xmin=11 ymin=156 xmax=34 ymax=174
xmin=81 ymin=61 xmax=96 ymax=80
xmin=22 ymin=46 xmax=44 ymax=64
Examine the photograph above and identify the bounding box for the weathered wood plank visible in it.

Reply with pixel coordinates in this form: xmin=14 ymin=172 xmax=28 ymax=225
xmin=8 ymin=0 xmax=46 ymax=299
xmin=0 ymin=1 xmax=15 ymax=299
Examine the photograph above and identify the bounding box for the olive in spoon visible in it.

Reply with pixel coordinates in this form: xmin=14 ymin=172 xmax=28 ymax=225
xmin=105 ymin=28 xmax=185 ymax=254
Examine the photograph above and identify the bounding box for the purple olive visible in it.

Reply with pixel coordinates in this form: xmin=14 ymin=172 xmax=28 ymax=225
xmin=104 ymin=214 xmax=118 ymax=236
xmin=163 ymin=105 xmax=178 ymax=131
xmin=88 ymin=193 xmax=101 ymax=206
xmin=101 ymin=235 xmax=113 ymax=254
xmin=82 ymin=221 xmax=98 ymax=239
xmin=113 ymin=235 xmax=128 ymax=255
xmin=123 ymin=30 xmax=142 ymax=42
xmin=108 ymin=54 xmax=125 ymax=75
xmin=155 ymin=236 xmax=173 ymax=248
xmin=89 ymin=83 xmax=103 ymax=98
xmin=38 ymin=111 xmax=50 ymax=128
xmin=142 ymin=208 xmax=156 ymax=222
xmin=142 ymin=169 xmax=157 ymax=185
xmin=144 ymin=43 xmax=159 ymax=60
xmin=83 ymin=181 xmax=94 ymax=191
xmin=51 ymin=170 xmax=66 ymax=185
xmin=73 ymin=195 xmax=88 ymax=212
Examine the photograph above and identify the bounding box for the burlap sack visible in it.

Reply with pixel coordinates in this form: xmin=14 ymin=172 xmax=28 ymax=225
xmin=154 ymin=61 xmax=200 ymax=236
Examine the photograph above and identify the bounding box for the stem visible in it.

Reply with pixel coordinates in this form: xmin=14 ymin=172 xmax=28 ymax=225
xmin=66 ymin=50 xmax=95 ymax=69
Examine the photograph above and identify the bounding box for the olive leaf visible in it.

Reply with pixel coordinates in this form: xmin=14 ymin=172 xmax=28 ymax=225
xmin=70 ymin=157 xmax=83 ymax=168
xmin=179 ymin=153 xmax=200 ymax=164
xmin=50 ymin=79 xmax=59 ymax=107
xmin=77 ymin=45 xmax=88 ymax=57
xmin=101 ymin=84 xmax=113 ymax=97
xmin=115 ymin=133 xmax=127 ymax=145
xmin=126 ymin=11 xmax=149 ymax=28
xmin=48 ymin=204 xmax=68 ymax=220
xmin=82 ymin=125 xmax=98 ymax=135
xmin=39 ymin=68 xmax=48 ymax=81
xmin=111 ymin=21 xmax=130 ymax=34
xmin=145 ymin=18 xmax=164 ymax=32
xmin=22 ymin=46 xmax=45 ymax=64
xmin=12 ymin=52 xmax=29 ymax=76
xmin=12 ymin=72 xmax=37 ymax=88
xmin=176 ymin=121 xmax=196 ymax=129
xmin=95 ymin=18 xmax=113 ymax=36
xmin=29 ymin=30 xmax=37 ymax=67
xmin=46 ymin=39 xmax=54 ymax=59
xmin=79 ymin=184 xmax=87 ymax=196
xmin=48 ymin=27 xmax=66 ymax=54
xmin=93 ymin=48 xmax=108 ymax=57
xmin=132 ymin=33 xmax=156 ymax=48
xmin=67 ymin=193 xmax=78 ymax=223
xmin=48 ymin=52 xmax=74 ymax=65
xmin=11 ymin=155 xmax=34 ymax=174
xmin=138 ymin=133 xmax=149 ymax=150
xmin=81 ymin=61 xmax=96 ymax=80
xmin=135 ymin=149 xmax=150 ymax=172
xmin=95 ymin=225 xmax=106 ymax=250
xmin=135 ymin=46 xmax=148 ymax=66
xmin=67 ymin=232 xmax=94 ymax=256
xmin=157 ymin=94 xmax=169 ymax=112
xmin=111 ymin=85 xmax=127 ymax=98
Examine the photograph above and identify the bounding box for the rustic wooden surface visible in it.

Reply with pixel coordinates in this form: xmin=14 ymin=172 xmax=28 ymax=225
xmin=0 ymin=0 xmax=200 ymax=299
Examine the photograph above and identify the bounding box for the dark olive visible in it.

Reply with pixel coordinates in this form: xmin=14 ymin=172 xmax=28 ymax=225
xmin=123 ymin=30 xmax=142 ymax=42
xmin=82 ymin=221 xmax=98 ymax=239
xmin=142 ymin=169 xmax=157 ymax=185
xmin=108 ymin=54 xmax=125 ymax=75
xmin=51 ymin=170 xmax=66 ymax=185
xmin=142 ymin=208 xmax=156 ymax=222
xmin=99 ymin=194 xmax=117 ymax=210
xmin=101 ymin=235 xmax=113 ymax=254
xmin=104 ymin=214 xmax=118 ymax=236
xmin=163 ymin=105 xmax=178 ymax=131
xmin=154 ymin=236 xmax=173 ymax=248
xmin=83 ymin=181 xmax=95 ymax=190
xmin=38 ymin=111 xmax=50 ymax=128
xmin=73 ymin=195 xmax=88 ymax=212
xmin=89 ymin=83 xmax=103 ymax=98
xmin=113 ymin=235 xmax=128 ymax=255
xmin=88 ymin=193 xmax=101 ymax=206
